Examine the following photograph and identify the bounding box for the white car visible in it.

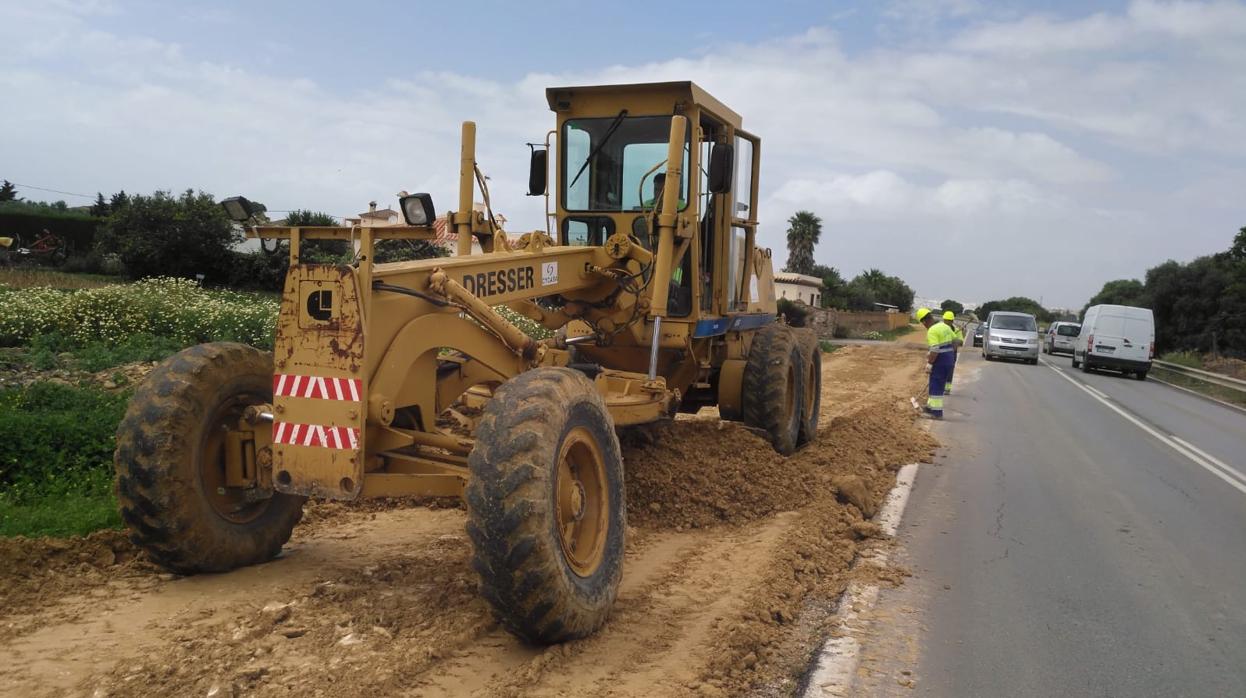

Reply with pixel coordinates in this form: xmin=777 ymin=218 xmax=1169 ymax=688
xmin=1072 ymin=304 xmax=1154 ymax=380
xmin=1044 ymin=321 xmax=1081 ymax=355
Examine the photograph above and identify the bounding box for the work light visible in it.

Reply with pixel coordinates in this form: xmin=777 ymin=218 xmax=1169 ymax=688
xmin=220 ymin=196 xmax=265 ymax=222
xmin=399 ymin=193 xmax=436 ymax=226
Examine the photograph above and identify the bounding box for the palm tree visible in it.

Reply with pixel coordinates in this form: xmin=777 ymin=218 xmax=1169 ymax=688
xmin=784 ymin=210 xmax=822 ymax=275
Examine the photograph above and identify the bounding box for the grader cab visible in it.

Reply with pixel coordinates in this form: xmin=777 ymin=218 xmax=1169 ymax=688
xmin=114 ymin=81 xmax=821 ymax=643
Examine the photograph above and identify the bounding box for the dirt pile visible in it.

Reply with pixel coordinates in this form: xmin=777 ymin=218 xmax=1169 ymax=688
xmin=1204 ymin=355 xmax=1246 ymax=380
xmin=623 ymin=421 xmax=819 ymax=530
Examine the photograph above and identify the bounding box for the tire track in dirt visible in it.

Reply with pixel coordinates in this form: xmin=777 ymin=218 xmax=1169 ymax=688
xmin=0 ymin=345 xmax=937 ymax=698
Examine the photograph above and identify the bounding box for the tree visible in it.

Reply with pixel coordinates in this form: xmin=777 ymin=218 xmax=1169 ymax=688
xmin=89 ymin=193 xmax=110 ymax=218
xmin=374 ymin=239 xmax=448 ymax=263
xmin=1082 ymin=279 xmax=1147 ymax=317
xmin=109 ymin=190 xmax=130 ymax=211
xmin=284 ymin=209 xmax=337 ymax=226
xmin=1230 ymin=226 xmax=1246 ymax=261
xmin=783 ymin=210 xmax=822 ymax=275
xmin=844 ymin=268 xmax=915 ymax=312
xmin=0 ymin=180 xmax=19 ymax=202
xmin=96 ymin=189 xmax=240 ymax=281
xmin=940 ymin=299 xmax=964 ymax=315
xmin=1082 ymin=223 xmax=1246 ymax=355
xmin=810 ymin=263 xmax=847 ymax=308
xmin=283 ymin=210 xmax=346 ymax=263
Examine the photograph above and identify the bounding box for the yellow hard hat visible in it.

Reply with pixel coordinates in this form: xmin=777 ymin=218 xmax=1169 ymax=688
xmin=915 ymin=308 xmax=931 ymax=321
xmin=943 ymin=310 xmax=955 ymax=320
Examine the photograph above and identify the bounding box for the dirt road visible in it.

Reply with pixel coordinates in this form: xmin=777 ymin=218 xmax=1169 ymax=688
xmin=0 ymin=345 xmax=935 ymax=698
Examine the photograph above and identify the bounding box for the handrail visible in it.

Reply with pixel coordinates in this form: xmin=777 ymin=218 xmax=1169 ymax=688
xmin=1151 ymin=360 xmax=1246 ymax=392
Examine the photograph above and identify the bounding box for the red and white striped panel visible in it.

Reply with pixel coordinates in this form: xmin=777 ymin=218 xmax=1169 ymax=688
xmin=272 ymin=421 xmax=359 ymax=450
xmin=273 ymin=373 xmax=362 ymax=401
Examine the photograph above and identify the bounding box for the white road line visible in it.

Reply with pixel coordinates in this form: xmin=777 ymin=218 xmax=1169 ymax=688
xmin=804 ymin=463 xmax=920 ymax=697
xmin=1171 ymin=436 xmax=1246 ymax=488
xmin=1045 ymin=363 xmax=1246 ymax=496
xmin=1084 ymin=384 xmax=1111 ymax=401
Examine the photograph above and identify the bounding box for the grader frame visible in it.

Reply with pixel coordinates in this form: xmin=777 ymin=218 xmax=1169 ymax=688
xmin=250 ymin=82 xmax=775 ymax=503
xmin=115 ymin=81 xmax=818 ymax=644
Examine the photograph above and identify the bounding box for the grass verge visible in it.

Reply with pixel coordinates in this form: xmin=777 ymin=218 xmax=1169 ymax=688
xmin=1149 ymin=365 xmax=1246 ymax=409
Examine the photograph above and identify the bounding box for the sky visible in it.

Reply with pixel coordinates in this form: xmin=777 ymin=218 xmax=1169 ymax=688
xmin=2 ymin=0 xmax=1245 ymax=309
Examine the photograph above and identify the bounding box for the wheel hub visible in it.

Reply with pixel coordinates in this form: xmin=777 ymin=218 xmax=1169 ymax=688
xmin=569 ymin=480 xmax=586 ymax=521
xmin=555 ymin=427 xmax=609 ymax=577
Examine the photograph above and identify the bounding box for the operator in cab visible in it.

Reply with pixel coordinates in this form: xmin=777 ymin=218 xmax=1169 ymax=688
xmin=942 ymin=310 xmax=964 ymax=394
xmin=917 ymin=308 xmax=957 ymax=420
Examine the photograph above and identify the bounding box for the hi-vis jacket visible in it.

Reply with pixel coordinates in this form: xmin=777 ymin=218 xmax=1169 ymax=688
xmin=927 ymin=322 xmax=958 ymax=366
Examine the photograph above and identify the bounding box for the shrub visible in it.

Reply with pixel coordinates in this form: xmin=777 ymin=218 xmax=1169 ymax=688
xmin=0 ymin=382 xmax=127 ymax=536
xmin=0 ymin=382 xmax=129 ymax=494
xmin=95 ymin=190 xmax=240 ymax=282
xmin=777 ymin=298 xmax=811 ymax=328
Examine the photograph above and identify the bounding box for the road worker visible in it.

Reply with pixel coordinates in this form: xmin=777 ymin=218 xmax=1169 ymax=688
xmin=916 ymin=308 xmax=957 ymax=419
xmin=943 ymin=310 xmax=964 ymax=394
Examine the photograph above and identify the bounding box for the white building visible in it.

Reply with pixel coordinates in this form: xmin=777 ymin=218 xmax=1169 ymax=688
xmin=775 ymin=272 xmax=824 ymax=306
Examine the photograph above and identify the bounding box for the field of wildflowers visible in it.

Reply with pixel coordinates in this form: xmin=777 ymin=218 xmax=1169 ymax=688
xmin=0 ymin=277 xmax=278 ymax=349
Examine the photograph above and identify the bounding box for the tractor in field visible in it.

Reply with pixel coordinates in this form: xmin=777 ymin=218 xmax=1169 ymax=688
xmin=114 ymin=81 xmax=820 ymax=643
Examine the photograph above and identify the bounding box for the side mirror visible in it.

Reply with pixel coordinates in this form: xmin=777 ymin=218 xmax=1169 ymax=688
xmin=399 ymin=193 xmax=436 ymax=226
xmin=707 ymin=142 xmax=734 ymax=194
xmin=527 ymin=148 xmax=548 ymax=196
xmin=220 ymin=196 xmax=266 ymax=222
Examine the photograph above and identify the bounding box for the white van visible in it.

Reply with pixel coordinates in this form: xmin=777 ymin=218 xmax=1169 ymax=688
xmin=1072 ymin=304 xmax=1155 ymax=380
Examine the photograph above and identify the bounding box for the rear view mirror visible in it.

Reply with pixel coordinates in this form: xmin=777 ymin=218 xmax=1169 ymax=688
xmin=707 ymin=142 xmax=734 ymax=194
xmin=527 ymin=148 xmax=548 ymax=196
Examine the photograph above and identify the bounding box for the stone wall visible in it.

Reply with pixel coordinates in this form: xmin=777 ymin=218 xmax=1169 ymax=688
xmin=801 ymin=308 xmax=912 ymax=337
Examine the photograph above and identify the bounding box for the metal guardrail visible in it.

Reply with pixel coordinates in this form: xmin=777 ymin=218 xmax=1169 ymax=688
xmin=1151 ymin=360 xmax=1246 ymax=393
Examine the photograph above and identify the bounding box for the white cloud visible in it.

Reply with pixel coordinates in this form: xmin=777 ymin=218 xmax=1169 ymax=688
xmin=769 ymin=171 xmax=1057 ymax=221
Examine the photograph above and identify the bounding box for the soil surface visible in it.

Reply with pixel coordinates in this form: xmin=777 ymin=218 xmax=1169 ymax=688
xmin=0 ymin=345 xmax=936 ymax=698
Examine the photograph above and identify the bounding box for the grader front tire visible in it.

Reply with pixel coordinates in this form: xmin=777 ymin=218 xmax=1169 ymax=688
xmin=465 ymin=368 xmax=626 ymax=644
xmin=114 ymin=342 xmax=305 ymax=574
xmin=743 ymin=324 xmax=805 ymax=456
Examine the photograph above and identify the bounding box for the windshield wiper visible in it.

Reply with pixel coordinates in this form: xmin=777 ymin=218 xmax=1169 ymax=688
xmin=568 ymin=109 xmax=628 ymax=191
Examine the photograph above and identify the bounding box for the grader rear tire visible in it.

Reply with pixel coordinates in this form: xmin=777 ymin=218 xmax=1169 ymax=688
xmin=114 ymin=342 xmax=305 ymax=574
xmin=795 ymin=331 xmax=822 ymax=446
xmin=465 ymin=368 xmax=625 ymax=644
xmin=743 ymin=324 xmax=805 ymax=455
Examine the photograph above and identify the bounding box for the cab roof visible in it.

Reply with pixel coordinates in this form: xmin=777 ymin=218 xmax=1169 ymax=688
xmin=545 ymin=81 xmax=742 ymax=128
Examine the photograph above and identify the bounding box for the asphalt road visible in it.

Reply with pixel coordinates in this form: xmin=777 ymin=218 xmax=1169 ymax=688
xmin=858 ymin=345 xmax=1246 ymax=697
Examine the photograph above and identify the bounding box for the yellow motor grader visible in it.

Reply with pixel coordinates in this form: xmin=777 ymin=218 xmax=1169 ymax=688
xmin=114 ymin=81 xmax=820 ymax=643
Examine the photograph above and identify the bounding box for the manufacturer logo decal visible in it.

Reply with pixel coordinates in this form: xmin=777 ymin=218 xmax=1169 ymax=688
xmin=542 ymin=261 xmax=558 ymax=286
xmin=306 ymin=289 xmax=334 ymax=321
